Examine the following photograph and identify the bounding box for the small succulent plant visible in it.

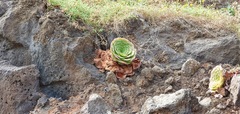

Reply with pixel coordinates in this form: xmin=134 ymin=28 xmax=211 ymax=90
xmin=110 ymin=38 xmax=136 ymax=65
xmin=209 ymin=65 xmax=225 ymax=92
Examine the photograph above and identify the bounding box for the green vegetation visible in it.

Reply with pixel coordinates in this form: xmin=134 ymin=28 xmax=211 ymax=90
xmin=110 ymin=38 xmax=136 ymax=65
xmin=48 ymin=0 xmax=240 ymax=35
xmin=209 ymin=65 xmax=225 ymax=92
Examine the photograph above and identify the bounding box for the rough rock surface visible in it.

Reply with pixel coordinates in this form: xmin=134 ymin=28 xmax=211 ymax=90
xmin=229 ymin=74 xmax=240 ymax=106
xmin=0 ymin=61 xmax=40 ymax=114
xmin=140 ymin=89 xmax=201 ymax=114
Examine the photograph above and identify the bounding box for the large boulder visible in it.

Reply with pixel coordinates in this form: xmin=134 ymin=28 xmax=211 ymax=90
xmin=0 ymin=0 xmax=44 ymax=66
xmin=185 ymin=37 xmax=240 ymax=65
xmin=0 ymin=0 xmax=103 ymax=99
xmin=0 ymin=61 xmax=40 ymax=114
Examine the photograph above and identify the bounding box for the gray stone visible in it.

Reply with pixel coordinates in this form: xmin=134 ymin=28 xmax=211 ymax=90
xmin=0 ymin=61 xmax=40 ymax=114
xmin=199 ymin=97 xmax=211 ymax=107
xmin=151 ymin=65 xmax=166 ymax=77
xmin=229 ymin=74 xmax=240 ymax=106
xmin=141 ymin=68 xmax=154 ymax=81
xmin=136 ymin=75 xmax=149 ymax=87
xmin=80 ymin=94 xmax=111 ymax=114
xmin=106 ymin=84 xmax=123 ymax=109
xmin=106 ymin=71 xmax=117 ymax=84
xmin=136 ymin=68 xmax=154 ymax=87
xmin=181 ymin=58 xmax=200 ymax=77
xmin=140 ymin=89 xmax=201 ymax=114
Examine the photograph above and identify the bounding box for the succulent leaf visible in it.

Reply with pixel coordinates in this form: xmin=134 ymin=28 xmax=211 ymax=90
xmin=209 ymin=65 xmax=225 ymax=92
xmin=110 ymin=38 xmax=136 ymax=65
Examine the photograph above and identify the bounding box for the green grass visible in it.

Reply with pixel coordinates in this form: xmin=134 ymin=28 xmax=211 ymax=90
xmin=48 ymin=0 xmax=240 ymax=35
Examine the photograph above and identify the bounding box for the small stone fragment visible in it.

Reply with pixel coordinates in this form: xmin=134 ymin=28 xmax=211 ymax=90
xmin=164 ymin=85 xmax=173 ymax=93
xmin=199 ymin=97 xmax=211 ymax=107
xmin=175 ymin=76 xmax=181 ymax=82
xmin=36 ymin=95 xmax=48 ymax=108
xmin=200 ymin=77 xmax=209 ymax=86
xmin=165 ymin=76 xmax=174 ymax=85
xmin=194 ymin=83 xmax=201 ymax=89
xmin=151 ymin=65 xmax=166 ymax=77
xmin=181 ymin=58 xmax=200 ymax=77
xmin=196 ymin=97 xmax=202 ymax=102
xmin=214 ymin=94 xmax=223 ymax=99
xmin=136 ymin=75 xmax=149 ymax=87
xmin=106 ymin=71 xmax=117 ymax=84
xmin=216 ymin=103 xmax=227 ymax=110
xmin=141 ymin=68 xmax=154 ymax=81
xmin=226 ymin=98 xmax=232 ymax=107
xmin=199 ymin=68 xmax=206 ymax=74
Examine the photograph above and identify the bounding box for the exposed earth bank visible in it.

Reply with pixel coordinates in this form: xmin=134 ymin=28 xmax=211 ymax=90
xmin=0 ymin=0 xmax=240 ymax=114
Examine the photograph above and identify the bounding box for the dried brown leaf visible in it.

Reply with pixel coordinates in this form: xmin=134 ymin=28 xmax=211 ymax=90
xmin=93 ymin=49 xmax=141 ymax=79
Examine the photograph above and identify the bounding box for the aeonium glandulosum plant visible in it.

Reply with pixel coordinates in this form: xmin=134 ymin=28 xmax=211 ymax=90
xmin=110 ymin=38 xmax=136 ymax=65
xmin=209 ymin=65 xmax=225 ymax=92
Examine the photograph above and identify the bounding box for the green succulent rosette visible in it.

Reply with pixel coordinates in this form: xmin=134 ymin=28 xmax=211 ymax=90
xmin=110 ymin=38 xmax=136 ymax=65
xmin=209 ymin=65 xmax=225 ymax=92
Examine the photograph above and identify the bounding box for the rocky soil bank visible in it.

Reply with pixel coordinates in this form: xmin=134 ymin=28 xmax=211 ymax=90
xmin=0 ymin=0 xmax=240 ymax=114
